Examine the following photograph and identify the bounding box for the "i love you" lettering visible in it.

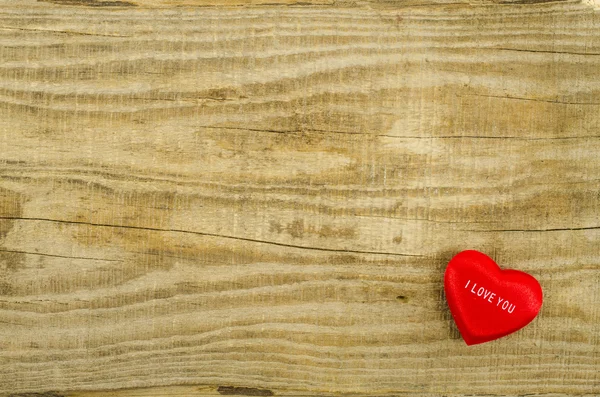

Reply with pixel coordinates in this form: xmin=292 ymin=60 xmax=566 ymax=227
xmin=464 ymin=280 xmax=516 ymax=314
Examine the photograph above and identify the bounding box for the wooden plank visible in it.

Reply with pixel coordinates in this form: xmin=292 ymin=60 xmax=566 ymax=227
xmin=0 ymin=0 xmax=599 ymax=395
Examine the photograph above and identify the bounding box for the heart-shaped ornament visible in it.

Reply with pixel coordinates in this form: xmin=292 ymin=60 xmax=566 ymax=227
xmin=444 ymin=250 xmax=543 ymax=345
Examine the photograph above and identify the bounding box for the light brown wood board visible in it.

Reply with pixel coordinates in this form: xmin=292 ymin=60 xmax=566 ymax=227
xmin=0 ymin=0 xmax=599 ymax=396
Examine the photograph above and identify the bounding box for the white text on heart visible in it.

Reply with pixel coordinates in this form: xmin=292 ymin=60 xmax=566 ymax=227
xmin=464 ymin=279 xmax=516 ymax=314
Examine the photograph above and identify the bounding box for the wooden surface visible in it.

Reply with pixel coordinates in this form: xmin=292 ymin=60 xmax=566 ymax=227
xmin=1 ymin=0 xmax=599 ymax=396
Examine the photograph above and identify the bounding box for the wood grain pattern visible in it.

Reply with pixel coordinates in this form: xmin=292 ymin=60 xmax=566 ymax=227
xmin=0 ymin=0 xmax=599 ymax=395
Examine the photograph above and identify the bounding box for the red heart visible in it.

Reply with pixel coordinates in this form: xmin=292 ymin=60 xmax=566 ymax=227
xmin=444 ymin=250 xmax=543 ymax=345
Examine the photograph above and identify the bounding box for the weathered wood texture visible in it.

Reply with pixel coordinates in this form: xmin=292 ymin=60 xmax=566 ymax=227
xmin=1 ymin=0 xmax=599 ymax=396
